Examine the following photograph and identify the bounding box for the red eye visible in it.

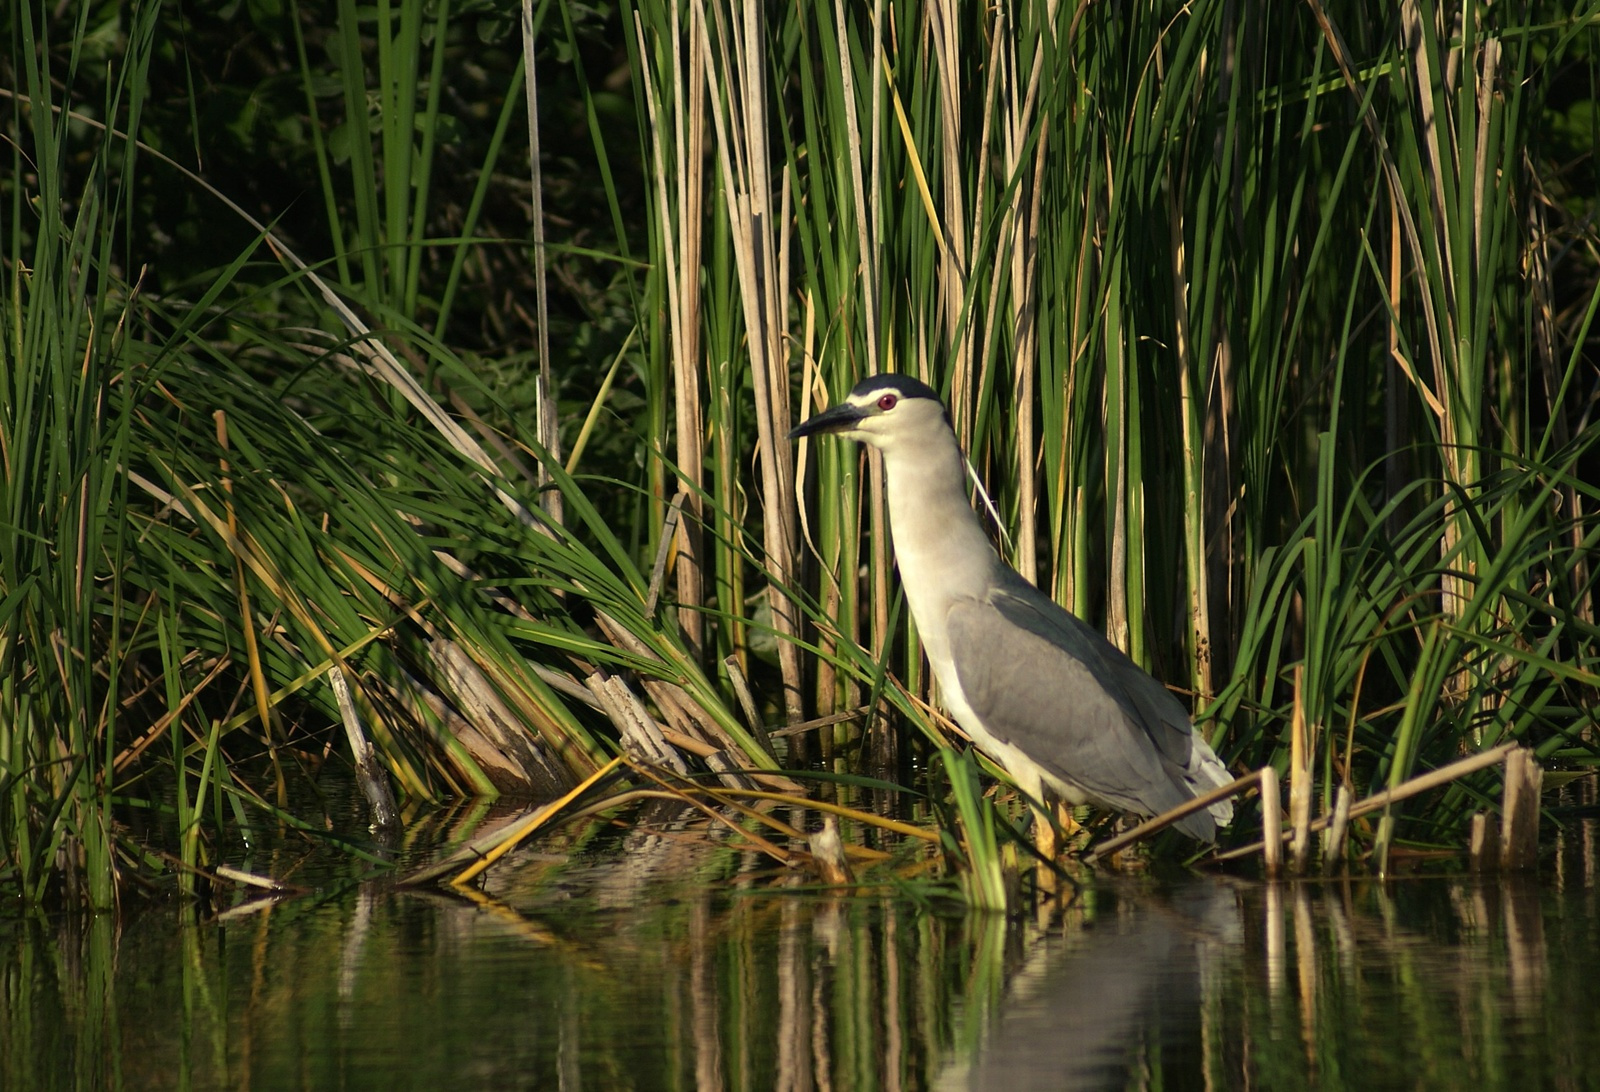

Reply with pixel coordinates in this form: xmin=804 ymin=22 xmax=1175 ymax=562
xmin=877 ymin=394 xmax=898 ymax=411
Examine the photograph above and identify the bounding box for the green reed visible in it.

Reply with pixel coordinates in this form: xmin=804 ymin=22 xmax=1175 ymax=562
xmin=2 ymin=0 xmax=1597 ymax=904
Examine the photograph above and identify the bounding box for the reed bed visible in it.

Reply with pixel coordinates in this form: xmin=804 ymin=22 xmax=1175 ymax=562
xmin=1 ymin=0 xmax=1597 ymax=905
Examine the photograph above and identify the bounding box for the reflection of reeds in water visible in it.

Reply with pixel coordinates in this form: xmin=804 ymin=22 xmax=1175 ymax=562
xmin=1242 ymin=874 xmax=1566 ymax=1087
xmin=6 ymin=855 xmax=1600 ymax=1088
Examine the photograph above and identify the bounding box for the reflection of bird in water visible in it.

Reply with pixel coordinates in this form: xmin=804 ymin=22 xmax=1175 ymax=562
xmin=937 ymin=882 xmax=1241 ymax=1092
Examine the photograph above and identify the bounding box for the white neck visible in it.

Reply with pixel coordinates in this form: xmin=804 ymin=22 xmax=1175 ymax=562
xmin=879 ymin=429 xmax=999 ymax=689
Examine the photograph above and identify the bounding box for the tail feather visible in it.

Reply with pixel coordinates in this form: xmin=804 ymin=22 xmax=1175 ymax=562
xmin=1186 ymin=734 xmax=1235 ymax=828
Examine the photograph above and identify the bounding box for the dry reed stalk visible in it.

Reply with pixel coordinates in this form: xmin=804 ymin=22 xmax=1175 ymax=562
xmin=674 ymin=2 xmax=707 ymax=652
xmin=1217 ymin=741 xmax=1520 ymax=863
xmin=1468 ymin=811 xmax=1498 ymax=872
xmin=722 ymin=655 xmax=774 ymax=759
xmin=833 ymin=0 xmax=879 ymax=376
xmin=925 ymin=1 xmax=973 ymax=437
xmin=694 ymin=0 xmax=804 ymax=720
xmin=329 ymin=665 xmax=400 ymax=830
xmin=809 ymin=816 xmax=854 ymax=885
xmin=1321 ymin=784 xmax=1352 ymax=874
xmin=636 ymin=13 xmax=707 ymax=652
xmin=1008 ymin=2 xmax=1058 ymax=590
xmin=1289 ymin=666 xmax=1313 ymax=873
xmin=425 ymin=637 xmax=578 ymax=795
xmin=1260 ymin=768 xmax=1284 ymax=878
xmin=585 ymin=670 xmax=687 ymax=774
xmin=1083 ymin=767 xmax=1267 ymax=863
xmin=1499 ymin=746 xmax=1543 ymax=871
xmin=442 ymin=755 xmax=628 ymax=887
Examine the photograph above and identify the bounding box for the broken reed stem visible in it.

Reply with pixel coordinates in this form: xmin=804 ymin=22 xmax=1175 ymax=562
xmin=329 ymin=665 xmax=399 ymax=831
xmin=644 ymin=491 xmax=686 ymax=617
xmin=1321 ymin=784 xmax=1351 ymax=875
xmin=766 ymin=707 xmax=870 ymax=739
xmin=1260 ymin=768 xmax=1283 ymax=878
xmin=1469 ymin=811 xmax=1499 ymax=871
xmin=584 ymin=670 xmax=689 ymax=775
xmin=1084 ymin=767 xmax=1271 ymax=862
xmin=1214 ymin=741 xmax=1520 ymax=863
xmin=1091 ymin=743 xmax=1529 ymax=872
xmin=1288 ymin=665 xmax=1312 ymax=872
xmin=723 ymin=654 xmax=776 ymax=759
xmin=808 ymin=815 xmax=854 ymax=885
xmin=1499 ymin=746 xmax=1543 ymax=871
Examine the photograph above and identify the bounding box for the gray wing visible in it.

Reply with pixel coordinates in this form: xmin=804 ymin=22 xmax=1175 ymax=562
xmin=946 ymin=569 xmax=1212 ymax=833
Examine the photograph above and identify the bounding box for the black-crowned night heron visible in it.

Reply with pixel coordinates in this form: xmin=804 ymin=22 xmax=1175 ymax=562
xmin=790 ymin=374 xmax=1234 ymax=844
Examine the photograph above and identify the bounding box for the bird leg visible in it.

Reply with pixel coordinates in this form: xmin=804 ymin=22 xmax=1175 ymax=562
xmin=1031 ymin=801 xmax=1059 ymax=862
xmin=1024 ymin=795 xmax=1059 ymax=897
xmin=1012 ymin=768 xmax=1058 ymax=863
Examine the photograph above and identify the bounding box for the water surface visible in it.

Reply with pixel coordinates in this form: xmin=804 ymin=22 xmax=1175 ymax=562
xmin=4 ymin=793 xmax=1598 ymax=1090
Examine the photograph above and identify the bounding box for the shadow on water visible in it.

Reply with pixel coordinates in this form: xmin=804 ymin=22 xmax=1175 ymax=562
xmin=4 ymin=790 xmax=1600 ymax=1090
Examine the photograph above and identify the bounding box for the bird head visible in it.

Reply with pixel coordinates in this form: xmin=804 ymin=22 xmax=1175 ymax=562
xmin=788 ymin=375 xmax=949 ymax=455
